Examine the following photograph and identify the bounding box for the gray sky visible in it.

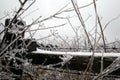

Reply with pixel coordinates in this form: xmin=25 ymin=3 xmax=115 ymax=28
xmin=0 ymin=0 xmax=120 ymax=43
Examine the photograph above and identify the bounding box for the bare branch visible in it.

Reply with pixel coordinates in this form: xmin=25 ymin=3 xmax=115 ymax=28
xmin=96 ymin=14 xmax=120 ymax=50
xmin=19 ymin=0 xmax=23 ymax=5
xmin=26 ymin=23 xmax=66 ymax=32
xmin=93 ymin=0 xmax=106 ymax=52
xmin=63 ymin=0 xmax=98 ymax=13
xmin=70 ymin=0 xmax=93 ymax=50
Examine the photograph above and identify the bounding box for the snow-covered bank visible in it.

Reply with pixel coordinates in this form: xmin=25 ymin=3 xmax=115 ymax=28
xmin=31 ymin=48 xmax=120 ymax=57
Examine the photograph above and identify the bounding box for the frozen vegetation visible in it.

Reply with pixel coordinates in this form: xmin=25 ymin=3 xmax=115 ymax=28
xmin=0 ymin=0 xmax=120 ymax=80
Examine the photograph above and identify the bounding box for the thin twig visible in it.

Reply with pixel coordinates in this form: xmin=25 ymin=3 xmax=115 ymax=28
xmin=71 ymin=1 xmax=95 ymax=77
xmin=96 ymin=14 xmax=120 ymax=46
xmin=26 ymin=23 xmax=66 ymax=32
xmin=93 ymin=0 xmax=106 ymax=52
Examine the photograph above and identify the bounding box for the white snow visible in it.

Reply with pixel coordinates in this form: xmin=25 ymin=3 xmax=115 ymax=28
xmin=31 ymin=48 xmax=120 ymax=57
xmin=59 ymin=54 xmax=73 ymax=62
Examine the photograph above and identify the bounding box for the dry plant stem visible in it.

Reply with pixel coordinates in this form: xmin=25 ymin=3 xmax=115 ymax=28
xmin=61 ymin=0 xmax=98 ymax=13
xmin=0 ymin=17 xmax=40 ymax=79
xmin=70 ymin=0 xmax=93 ymax=50
xmin=22 ymin=16 xmax=42 ymax=47
xmin=36 ymin=2 xmax=70 ymax=24
xmin=36 ymin=0 xmax=96 ymax=25
xmin=0 ymin=0 xmax=35 ymax=39
xmin=93 ymin=11 xmax=98 ymax=51
xmin=93 ymin=57 xmax=120 ymax=80
xmin=67 ymin=18 xmax=79 ymax=50
xmin=17 ymin=0 xmax=36 ymax=18
xmin=88 ymin=18 xmax=102 ymax=50
xmin=27 ymin=24 xmax=41 ymax=38
xmin=9 ymin=0 xmax=36 ymax=27
xmin=36 ymin=34 xmax=56 ymax=41
xmin=0 ymin=15 xmax=8 ymax=20
xmin=71 ymin=0 xmax=95 ymax=78
xmin=28 ymin=0 xmax=96 ymax=26
xmin=0 ymin=16 xmax=41 ymax=58
xmin=9 ymin=0 xmax=35 ymax=28
xmin=93 ymin=14 xmax=120 ymax=80
xmin=22 ymin=8 xmax=39 ymax=19
xmin=0 ymin=0 xmax=38 ymax=79
xmin=55 ymin=34 xmax=72 ymax=48
xmin=96 ymin=15 xmax=120 ymax=47
xmin=67 ymin=15 xmax=91 ymax=51
xmin=10 ymin=0 xmax=28 ymax=25
xmin=0 ymin=0 xmax=28 ymax=47
xmin=93 ymin=1 xmax=105 ymax=79
xmin=0 ymin=24 xmax=5 ymax=35
xmin=28 ymin=28 xmax=33 ymax=39
xmin=93 ymin=0 xmax=106 ymax=52
xmin=27 ymin=23 xmax=66 ymax=32
xmin=0 ymin=36 xmax=20 ymax=57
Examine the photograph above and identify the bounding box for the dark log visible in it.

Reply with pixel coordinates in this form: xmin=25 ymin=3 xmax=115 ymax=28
xmin=26 ymin=53 xmax=120 ymax=75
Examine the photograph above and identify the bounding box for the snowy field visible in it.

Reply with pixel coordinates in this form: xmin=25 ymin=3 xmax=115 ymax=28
xmin=32 ymin=48 xmax=120 ymax=57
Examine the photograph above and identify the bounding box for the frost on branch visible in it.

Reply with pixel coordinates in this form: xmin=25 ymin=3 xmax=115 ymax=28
xmin=59 ymin=54 xmax=73 ymax=66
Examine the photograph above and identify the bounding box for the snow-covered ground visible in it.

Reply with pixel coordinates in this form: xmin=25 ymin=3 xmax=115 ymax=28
xmin=32 ymin=48 xmax=120 ymax=57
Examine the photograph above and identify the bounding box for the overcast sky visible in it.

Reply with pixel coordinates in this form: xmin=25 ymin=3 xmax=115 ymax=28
xmin=0 ymin=0 xmax=120 ymax=43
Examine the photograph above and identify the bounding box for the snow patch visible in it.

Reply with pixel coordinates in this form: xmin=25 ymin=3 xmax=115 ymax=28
xmin=32 ymin=48 xmax=120 ymax=57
